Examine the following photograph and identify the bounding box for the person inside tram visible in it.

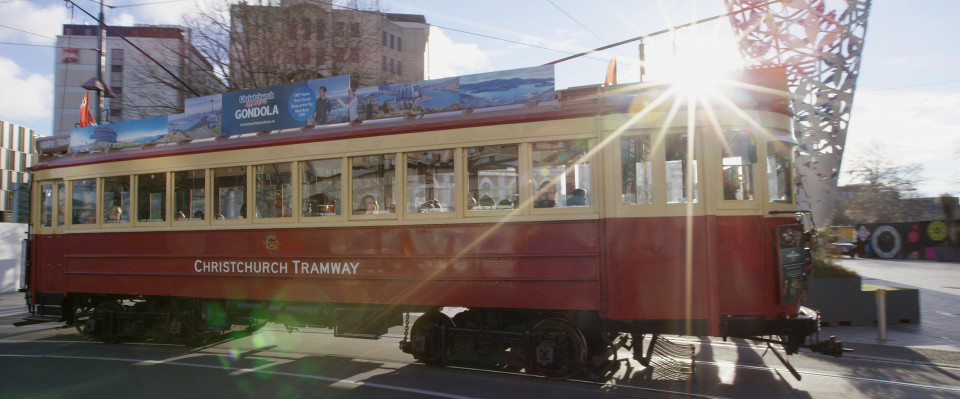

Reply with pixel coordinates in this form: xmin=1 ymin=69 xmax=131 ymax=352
xmin=106 ymin=205 xmax=123 ymax=222
xmin=567 ymin=188 xmax=587 ymax=206
xmin=359 ymin=195 xmax=379 ymax=214
xmin=175 ymin=211 xmax=186 ymax=221
xmin=534 ymin=181 xmax=557 ymax=208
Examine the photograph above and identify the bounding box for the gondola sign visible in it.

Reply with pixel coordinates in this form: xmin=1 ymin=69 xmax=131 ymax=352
xmin=777 ymin=224 xmax=810 ymax=304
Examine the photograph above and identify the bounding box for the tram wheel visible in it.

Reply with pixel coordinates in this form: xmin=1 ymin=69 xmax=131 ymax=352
xmin=410 ymin=311 xmax=454 ymax=366
xmin=529 ymin=318 xmax=588 ymax=380
xmin=91 ymin=301 xmax=125 ymax=343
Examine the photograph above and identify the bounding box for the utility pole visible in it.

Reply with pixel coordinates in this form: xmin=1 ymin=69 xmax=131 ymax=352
xmin=94 ymin=0 xmax=106 ymax=125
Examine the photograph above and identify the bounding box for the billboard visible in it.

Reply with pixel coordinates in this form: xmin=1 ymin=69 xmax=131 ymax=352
xmin=67 ymin=65 xmax=556 ymax=154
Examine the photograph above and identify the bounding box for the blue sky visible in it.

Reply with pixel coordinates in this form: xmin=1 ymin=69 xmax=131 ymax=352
xmin=1 ymin=0 xmax=957 ymax=196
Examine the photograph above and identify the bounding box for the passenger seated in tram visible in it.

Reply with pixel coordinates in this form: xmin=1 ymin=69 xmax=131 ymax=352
xmin=175 ymin=211 xmax=186 ymax=221
xmin=478 ymin=196 xmax=495 ymax=209
xmin=534 ymin=181 xmax=557 ymax=208
xmin=358 ymin=195 xmax=379 ymax=214
xmin=106 ymin=205 xmax=124 ymax=222
xmin=497 ymin=199 xmax=514 ymax=209
xmin=418 ymin=199 xmax=443 ymax=213
xmin=567 ymin=188 xmax=587 ymax=206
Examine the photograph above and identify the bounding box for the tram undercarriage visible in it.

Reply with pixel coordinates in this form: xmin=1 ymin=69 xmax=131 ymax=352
xmin=20 ymin=293 xmax=843 ymax=381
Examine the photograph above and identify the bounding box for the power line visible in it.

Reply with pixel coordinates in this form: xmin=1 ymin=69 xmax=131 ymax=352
xmin=545 ymin=0 xmax=608 ymax=45
xmin=0 ymin=24 xmax=56 ymax=41
xmin=864 ymin=79 xmax=960 ymax=92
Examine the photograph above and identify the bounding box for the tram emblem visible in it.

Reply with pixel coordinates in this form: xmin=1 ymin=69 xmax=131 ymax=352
xmin=263 ymin=232 xmax=281 ymax=254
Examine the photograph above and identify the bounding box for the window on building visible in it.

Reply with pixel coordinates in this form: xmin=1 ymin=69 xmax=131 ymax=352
xmin=301 ymin=158 xmax=341 ymax=217
xmin=317 ymin=19 xmax=326 ymax=40
xmin=397 ymin=37 xmax=402 ymax=51
xmin=255 ymin=162 xmax=293 ymax=219
xmin=351 ymin=22 xmax=360 ymax=37
xmin=103 ymin=176 xmax=131 ymax=223
xmin=665 ymin=134 xmax=697 ymax=203
xmin=173 ymin=169 xmax=205 ymax=221
xmin=316 ymin=49 xmax=326 ymax=65
xmin=406 ymin=150 xmax=455 ymax=214
xmin=335 ymin=22 xmax=345 ymax=37
xmin=389 ymin=58 xmax=394 ymax=73
xmin=136 ymin=173 xmax=166 ymax=223
xmin=303 ymin=18 xmax=312 ymax=40
xmin=768 ymin=141 xmax=794 ymax=203
xmin=397 ymin=61 xmax=402 ymax=75
xmin=721 ymin=131 xmax=755 ymax=201
xmin=213 ymin=166 xmax=247 ymax=219
xmin=621 ymin=135 xmax=653 ymax=205
xmin=351 ymin=154 xmax=396 ymax=215
xmin=467 ymin=145 xmax=518 ymax=211
xmin=349 ymin=48 xmax=359 ymax=62
xmin=382 ymin=31 xmax=387 ymax=45
xmin=531 ymin=140 xmax=591 ymax=208
xmin=390 ymin=34 xmax=395 ymax=49
xmin=382 ymin=56 xmax=387 ymax=71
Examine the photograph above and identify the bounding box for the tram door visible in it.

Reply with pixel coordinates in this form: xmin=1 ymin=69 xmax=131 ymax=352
xmin=34 ymin=181 xmax=66 ymax=293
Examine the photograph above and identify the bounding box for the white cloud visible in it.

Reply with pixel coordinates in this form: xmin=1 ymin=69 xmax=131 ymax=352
xmin=425 ymin=26 xmax=490 ymax=78
xmin=0 ymin=1 xmax=70 ymax=44
xmin=0 ymin=57 xmax=53 ymax=121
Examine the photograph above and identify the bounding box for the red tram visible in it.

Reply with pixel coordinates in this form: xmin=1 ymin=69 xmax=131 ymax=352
xmin=20 ymin=67 xmax=842 ymax=379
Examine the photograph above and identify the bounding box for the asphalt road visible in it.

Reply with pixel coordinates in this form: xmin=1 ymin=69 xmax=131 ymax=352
xmin=3 ymin=293 xmax=960 ymax=398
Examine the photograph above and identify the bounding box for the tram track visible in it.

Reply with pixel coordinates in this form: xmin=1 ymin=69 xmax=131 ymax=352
xmin=4 ymin=322 xmax=959 ymax=397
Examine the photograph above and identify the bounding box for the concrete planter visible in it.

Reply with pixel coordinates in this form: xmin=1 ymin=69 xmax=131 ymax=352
xmin=935 ymin=247 xmax=960 ymax=262
xmin=805 ymin=277 xmax=919 ymax=326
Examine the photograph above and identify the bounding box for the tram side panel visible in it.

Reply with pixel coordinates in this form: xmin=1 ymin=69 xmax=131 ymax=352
xmin=601 ymin=215 xmax=713 ymax=335
xmin=54 ymin=220 xmax=602 ymax=312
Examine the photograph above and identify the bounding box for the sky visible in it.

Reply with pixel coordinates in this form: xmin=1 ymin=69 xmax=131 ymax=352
xmin=0 ymin=0 xmax=957 ymax=197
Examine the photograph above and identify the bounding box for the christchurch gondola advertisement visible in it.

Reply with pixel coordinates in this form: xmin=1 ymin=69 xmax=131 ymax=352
xmin=68 ymin=65 xmax=555 ymax=154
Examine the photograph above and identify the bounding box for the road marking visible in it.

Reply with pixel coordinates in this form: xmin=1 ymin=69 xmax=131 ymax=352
xmin=0 ymin=353 xmax=479 ymax=399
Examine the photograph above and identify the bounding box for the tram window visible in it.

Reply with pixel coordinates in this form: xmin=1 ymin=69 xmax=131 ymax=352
xmin=103 ymin=176 xmax=131 ymax=223
xmin=467 ymin=145 xmax=518 ymax=211
xmin=721 ymin=131 xmax=755 ymax=201
xmin=767 ymin=142 xmax=794 ymax=203
xmin=213 ymin=166 xmax=247 ymax=219
xmin=71 ymin=179 xmax=97 ymax=225
xmin=351 ymin=154 xmax=397 ymax=215
xmin=57 ymin=183 xmax=65 ymax=227
xmin=665 ymin=134 xmax=698 ymax=204
xmin=255 ymin=163 xmax=293 ymax=219
xmin=301 ymin=159 xmax=341 ymax=217
xmin=406 ymin=150 xmax=455 ymax=214
xmin=174 ymin=169 xmax=206 ymax=221
xmin=621 ymin=135 xmax=653 ymax=205
xmin=40 ymin=183 xmax=53 ymax=227
xmin=137 ymin=173 xmax=166 ymax=222
xmin=531 ymin=140 xmax=591 ymax=208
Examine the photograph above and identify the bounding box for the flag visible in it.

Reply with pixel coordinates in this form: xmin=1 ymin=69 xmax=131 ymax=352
xmin=604 ymin=56 xmax=617 ymax=86
xmin=80 ymin=92 xmax=95 ymax=127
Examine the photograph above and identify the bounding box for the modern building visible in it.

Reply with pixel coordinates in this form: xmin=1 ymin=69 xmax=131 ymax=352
xmin=229 ymin=0 xmax=429 ymax=89
xmin=0 ymin=120 xmax=36 ymax=220
xmin=53 ymin=24 xmax=222 ymax=137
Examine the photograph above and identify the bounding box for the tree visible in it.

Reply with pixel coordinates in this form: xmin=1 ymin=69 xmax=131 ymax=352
xmin=831 ymin=141 xmax=924 ymax=224
xmin=124 ymin=0 xmax=424 ymax=117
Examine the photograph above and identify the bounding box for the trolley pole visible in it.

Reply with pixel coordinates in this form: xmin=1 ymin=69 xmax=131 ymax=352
xmin=876 ymin=289 xmax=887 ymax=340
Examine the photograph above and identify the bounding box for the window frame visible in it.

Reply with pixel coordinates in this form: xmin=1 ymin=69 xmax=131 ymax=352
xmin=300 ymin=157 xmax=346 ymax=222
xmin=100 ymin=175 xmax=132 ymax=228
xmin=403 ymin=148 xmax=458 ymax=220
xmin=349 ymin=152 xmax=400 ymax=221
xmin=528 ymin=138 xmax=596 ymax=216
xmin=133 ymin=171 xmax=170 ymax=227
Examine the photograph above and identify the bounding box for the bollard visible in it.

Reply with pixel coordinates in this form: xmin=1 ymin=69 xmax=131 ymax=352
xmin=876 ymin=289 xmax=887 ymax=340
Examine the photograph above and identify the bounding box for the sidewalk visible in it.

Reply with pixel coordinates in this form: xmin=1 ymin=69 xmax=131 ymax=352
xmin=818 ymin=258 xmax=960 ymax=366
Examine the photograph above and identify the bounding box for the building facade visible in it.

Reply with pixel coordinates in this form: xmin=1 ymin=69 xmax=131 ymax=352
xmin=229 ymin=0 xmax=428 ymax=89
xmin=53 ymin=24 xmax=221 ymax=137
xmin=0 ymin=120 xmax=36 ymax=219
